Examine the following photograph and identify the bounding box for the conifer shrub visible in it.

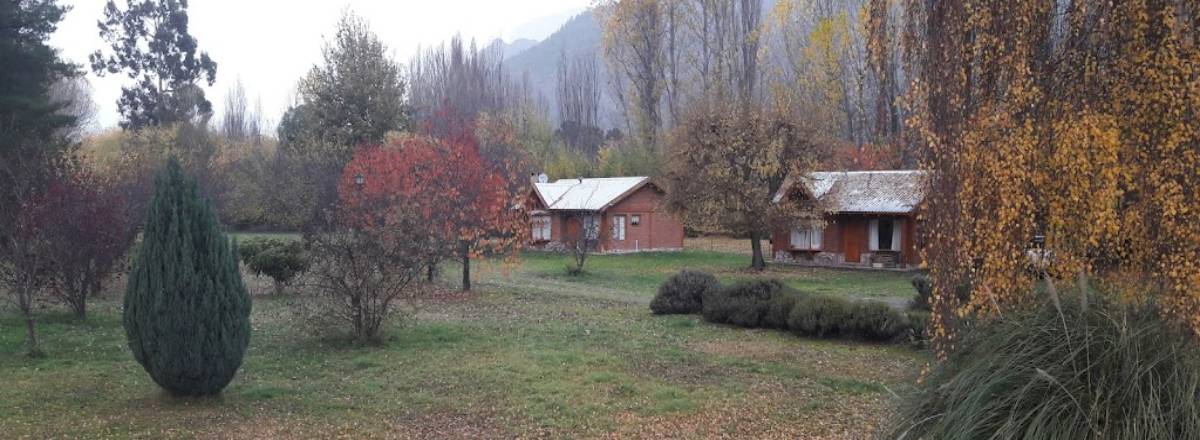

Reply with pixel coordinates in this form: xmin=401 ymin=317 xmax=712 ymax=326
xmin=123 ymin=160 xmax=251 ymax=396
xmin=887 ymin=294 xmax=1200 ymax=440
xmin=650 ymin=269 xmax=719 ymax=315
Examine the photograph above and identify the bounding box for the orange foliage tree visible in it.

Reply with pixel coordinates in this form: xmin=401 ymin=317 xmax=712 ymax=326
xmin=888 ymin=0 xmax=1200 ymax=356
xmin=339 ymin=124 xmax=526 ymax=291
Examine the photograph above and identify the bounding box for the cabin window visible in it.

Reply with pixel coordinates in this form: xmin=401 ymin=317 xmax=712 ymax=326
xmin=869 ymin=218 xmax=903 ymax=251
xmin=531 ymin=216 xmax=552 ymax=241
xmin=790 ymin=226 xmax=823 ymax=250
xmin=612 ymin=215 xmax=627 ymax=241
xmin=630 ymin=214 xmax=641 ymax=226
xmin=583 ymin=214 xmax=600 ymax=240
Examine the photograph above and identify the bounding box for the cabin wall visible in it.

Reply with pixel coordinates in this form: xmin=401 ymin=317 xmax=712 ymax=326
xmin=772 ymin=213 xmax=922 ymax=270
xmin=525 ymin=185 xmax=684 ymax=253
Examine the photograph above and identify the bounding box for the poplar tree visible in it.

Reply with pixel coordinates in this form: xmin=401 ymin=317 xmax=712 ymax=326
xmin=123 ymin=159 xmax=251 ymax=396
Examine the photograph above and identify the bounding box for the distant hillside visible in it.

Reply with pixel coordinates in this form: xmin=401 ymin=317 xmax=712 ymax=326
xmin=488 ymin=38 xmax=538 ymax=60
xmin=503 ymin=10 xmax=622 ymax=129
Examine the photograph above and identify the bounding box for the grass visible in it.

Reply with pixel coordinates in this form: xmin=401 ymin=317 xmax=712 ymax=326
xmin=507 ymin=250 xmax=915 ymax=304
xmin=1 ymin=248 xmax=926 ymax=438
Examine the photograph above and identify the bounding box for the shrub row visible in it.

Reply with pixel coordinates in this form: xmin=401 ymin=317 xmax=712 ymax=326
xmin=706 ymin=281 xmax=918 ymax=342
xmin=651 ymin=270 xmax=928 ymax=344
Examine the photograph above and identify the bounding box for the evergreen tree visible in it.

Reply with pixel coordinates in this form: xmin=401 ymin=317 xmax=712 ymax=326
xmin=123 ymin=158 xmax=251 ymax=396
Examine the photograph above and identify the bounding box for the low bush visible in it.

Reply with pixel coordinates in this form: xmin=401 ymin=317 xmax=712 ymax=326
xmin=763 ymin=294 xmax=801 ymax=329
xmin=650 ymin=270 xmax=719 ymax=315
xmin=886 ymin=295 xmax=1200 ymax=440
xmin=846 ymin=301 xmax=908 ymax=341
xmin=787 ymin=296 xmax=853 ymax=338
xmin=702 ymin=279 xmax=788 ymax=327
xmin=910 ymin=273 xmax=932 ymax=311
xmin=905 ymin=310 xmax=931 ymax=346
xmin=240 ymin=238 xmax=309 ymax=295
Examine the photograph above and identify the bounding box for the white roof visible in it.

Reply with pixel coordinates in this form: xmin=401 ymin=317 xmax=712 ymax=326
xmin=776 ymin=170 xmax=927 ymax=214
xmin=533 ymin=177 xmax=650 ymax=211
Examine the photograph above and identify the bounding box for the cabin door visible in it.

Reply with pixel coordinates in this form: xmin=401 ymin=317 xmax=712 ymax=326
xmin=843 ymin=221 xmax=864 ymax=263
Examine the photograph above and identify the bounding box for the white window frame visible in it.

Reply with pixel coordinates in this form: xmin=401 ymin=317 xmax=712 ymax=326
xmin=612 ymin=215 xmax=627 ymax=241
xmin=790 ymin=226 xmax=823 ymax=250
xmin=630 ymin=214 xmax=641 ymax=226
xmin=583 ymin=214 xmax=600 ymax=240
xmin=869 ymin=218 xmax=902 ymax=252
xmin=531 ymin=215 xmax=552 ymax=241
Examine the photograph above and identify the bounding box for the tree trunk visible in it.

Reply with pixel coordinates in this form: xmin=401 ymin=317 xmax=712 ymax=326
xmin=427 ymin=264 xmax=435 ymax=282
xmin=273 ymin=279 xmax=284 ymax=296
xmin=24 ymin=314 xmax=41 ymax=357
xmin=461 ymin=242 xmax=471 ymax=291
xmin=749 ymin=232 xmax=766 ymax=271
xmin=72 ymin=297 xmax=87 ymax=320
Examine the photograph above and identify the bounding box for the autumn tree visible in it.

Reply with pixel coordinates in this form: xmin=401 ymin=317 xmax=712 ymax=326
xmin=220 ymin=78 xmax=262 ymax=142
xmin=763 ymin=0 xmax=871 ymax=146
xmin=33 ymin=167 xmax=137 ymax=319
xmin=894 ymin=0 xmax=1200 ymax=355
xmin=279 ymin=10 xmax=408 ymax=228
xmin=556 ymin=53 xmax=604 ymax=157
xmin=90 ymin=0 xmax=218 ymax=129
xmin=664 ymin=103 xmax=825 ymax=270
xmin=601 ymin=0 xmax=664 ymax=149
xmin=340 ymin=126 xmax=527 ymax=291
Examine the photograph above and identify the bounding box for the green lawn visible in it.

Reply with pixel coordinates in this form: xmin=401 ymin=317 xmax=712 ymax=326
xmin=1 ymin=250 xmax=926 ymax=438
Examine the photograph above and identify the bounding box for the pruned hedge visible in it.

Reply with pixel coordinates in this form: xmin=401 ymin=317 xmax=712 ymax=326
xmin=660 ymin=275 xmax=926 ymax=344
xmin=651 ymin=270 xmax=720 ymax=315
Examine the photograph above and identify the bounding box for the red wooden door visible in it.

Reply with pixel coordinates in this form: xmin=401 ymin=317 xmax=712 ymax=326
xmin=843 ymin=221 xmax=864 ymax=263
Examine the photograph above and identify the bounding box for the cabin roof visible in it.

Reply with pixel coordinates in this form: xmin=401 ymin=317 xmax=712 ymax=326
xmin=532 ymin=177 xmax=651 ymax=212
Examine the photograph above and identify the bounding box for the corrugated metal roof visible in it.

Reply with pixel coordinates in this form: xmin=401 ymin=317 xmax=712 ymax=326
xmin=777 ymin=170 xmax=927 ymax=213
xmin=534 ymin=177 xmax=649 ymax=211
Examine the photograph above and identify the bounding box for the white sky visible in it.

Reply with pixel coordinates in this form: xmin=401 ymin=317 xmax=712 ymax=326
xmin=50 ymin=0 xmax=590 ymax=132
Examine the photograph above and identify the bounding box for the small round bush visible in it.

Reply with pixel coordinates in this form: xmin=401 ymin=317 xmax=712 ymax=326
xmin=787 ymin=296 xmax=852 ymax=337
xmin=887 ymin=295 xmax=1200 ymax=440
xmin=650 ymin=270 xmax=719 ymax=315
xmin=847 ymin=301 xmax=907 ymax=341
xmin=243 ymin=239 xmax=309 ymax=295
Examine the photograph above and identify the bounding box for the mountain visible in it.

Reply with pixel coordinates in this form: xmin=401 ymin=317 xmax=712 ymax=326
xmin=503 ymin=10 xmax=620 ymax=128
xmin=487 ymin=38 xmax=539 ymax=60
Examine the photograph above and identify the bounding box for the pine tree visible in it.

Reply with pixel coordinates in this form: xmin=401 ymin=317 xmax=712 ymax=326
xmin=123 ymin=158 xmax=251 ymax=396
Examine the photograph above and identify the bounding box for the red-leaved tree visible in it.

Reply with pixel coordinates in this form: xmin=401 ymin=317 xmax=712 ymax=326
xmin=339 ymin=124 xmax=526 ymax=291
xmin=27 ymin=168 xmax=136 ymax=319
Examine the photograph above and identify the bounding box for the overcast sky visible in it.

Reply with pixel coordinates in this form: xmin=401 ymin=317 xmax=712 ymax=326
xmin=50 ymin=0 xmax=590 ymax=132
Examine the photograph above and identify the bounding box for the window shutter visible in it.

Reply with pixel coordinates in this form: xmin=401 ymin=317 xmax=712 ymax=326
xmin=868 ymin=219 xmax=879 ymax=251
xmin=891 ymin=219 xmax=903 ymax=251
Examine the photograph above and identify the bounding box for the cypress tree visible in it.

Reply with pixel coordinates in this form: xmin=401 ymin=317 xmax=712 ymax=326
xmin=123 ymin=159 xmax=251 ymax=396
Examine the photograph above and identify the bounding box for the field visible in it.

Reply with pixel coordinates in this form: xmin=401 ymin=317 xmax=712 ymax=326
xmin=0 ymin=247 xmax=926 ymax=438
